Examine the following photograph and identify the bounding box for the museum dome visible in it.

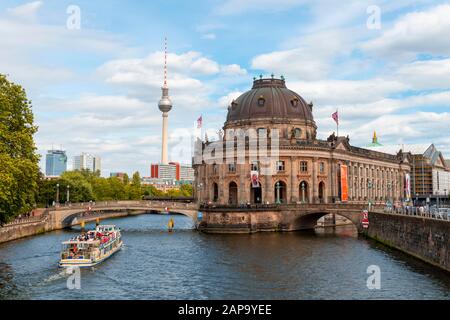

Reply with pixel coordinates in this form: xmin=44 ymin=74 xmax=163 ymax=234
xmin=225 ymin=77 xmax=315 ymax=125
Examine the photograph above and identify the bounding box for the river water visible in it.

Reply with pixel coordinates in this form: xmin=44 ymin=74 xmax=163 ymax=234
xmin=0 ymin=214 xmax=449 ymax=300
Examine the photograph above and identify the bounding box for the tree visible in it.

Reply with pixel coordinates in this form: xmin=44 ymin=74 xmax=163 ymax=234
xmin=108 ymin=177 xmax=126 ymax=200
xmin=122 ymin=173 xmax=129 ymax=185
xmin=0 ymin=74 xmax=40 ymax=224
xmin=59 ymin=171 xmax=94 ymax=203
xmin=128 ymin=171 xmax=142 ymax=200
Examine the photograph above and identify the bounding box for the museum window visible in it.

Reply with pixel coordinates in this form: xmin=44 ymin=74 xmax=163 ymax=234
xmin=228 ymin=163 xmax=236 ymax=173
xmin=213 ymin=164 xmax=218 ymax=175
xmin=300 ymin=161 xmax=308 ymax=173
xmin=276 ymin=161 xmax=285 ymax=172
xmin=294 ymin=128 xmax=302 ymax=138
xmin=319 ymin=162 xmax=325 ymax=174
xmin=257 ymin=96 xmax=265 ymax=107
xmin=251 ymin=161 xmax=259 ymax=171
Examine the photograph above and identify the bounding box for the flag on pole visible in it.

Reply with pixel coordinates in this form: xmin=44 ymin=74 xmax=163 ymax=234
xmin=332 ymin=110 xmax=339 ymax=125
xmin=197 ymin=115 xmax=203 ymax=129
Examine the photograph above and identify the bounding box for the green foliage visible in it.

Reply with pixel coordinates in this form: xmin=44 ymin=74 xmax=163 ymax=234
xmin=0 ymin=74 xmax=40 ymax=224
xmin=35 ymin=168 xmax=194 ymax=205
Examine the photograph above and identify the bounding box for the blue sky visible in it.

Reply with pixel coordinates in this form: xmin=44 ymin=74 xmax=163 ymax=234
xmin=1 ymin=0 xmax=449 ymax=176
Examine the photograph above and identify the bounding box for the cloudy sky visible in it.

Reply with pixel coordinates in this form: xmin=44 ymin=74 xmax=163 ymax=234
xmin=1 ymin=0 xmax=450 ymax=177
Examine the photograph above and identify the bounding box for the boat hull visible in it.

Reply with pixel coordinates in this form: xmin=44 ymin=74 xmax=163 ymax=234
xmin=59 ymin=241 xmax=123 ymax=268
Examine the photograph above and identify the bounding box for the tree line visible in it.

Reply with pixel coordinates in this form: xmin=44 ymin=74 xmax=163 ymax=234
xmin=37 ymin=169 xmax=193 ymax=207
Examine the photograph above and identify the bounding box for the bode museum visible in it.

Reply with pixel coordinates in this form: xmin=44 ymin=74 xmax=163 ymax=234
xmin=193 ymin=77 xmax=413 ymax=233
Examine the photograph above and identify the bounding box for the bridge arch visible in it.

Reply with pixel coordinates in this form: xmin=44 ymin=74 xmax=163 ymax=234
xmin=289 ymin=211 xmax=361 ymax=232
xmin=52 ymin=201 xmax=199 ymax=229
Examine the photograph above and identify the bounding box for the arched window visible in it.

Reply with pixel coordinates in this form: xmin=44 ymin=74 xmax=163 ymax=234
xmin=274 ymin=181 xmax=287 ymax=204
xmin=213 ymin=183 xmax=219 ymax=202
xmin=318 ymin=181 xmax=326 ymax=203
xmin=294 ymin=128 xmax=302 ymax=138
xmin=250 ymin=182 xmax=262 ymax=204
xmin=228 ymin=182 xmax=238 ymax=205
xmin=299 ymin=181 xmax=309 ymax=203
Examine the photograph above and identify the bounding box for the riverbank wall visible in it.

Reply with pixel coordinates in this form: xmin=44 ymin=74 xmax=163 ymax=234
xmin=0 ymin=210 xmax=146 ymax=245
xmin=0 ymin=218 xmax=51 ymax=244
xmin=366 ymin=211 xmax=449 ymax=272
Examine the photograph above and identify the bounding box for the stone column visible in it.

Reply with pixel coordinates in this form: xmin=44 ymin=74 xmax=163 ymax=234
xmin=218 ymin=164 xmax=224 ymax=204
xmin=328 ymin=158 xmax=334 ymax=203
xmin=312 ymin=157 xmax=318 ymax=203
xmin=290 ymin=157 xmax=297 ymax=203
xmin=204 ymin=165 xmax=210 ymax=202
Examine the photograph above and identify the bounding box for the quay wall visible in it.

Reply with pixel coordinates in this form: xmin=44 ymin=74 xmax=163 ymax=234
xmin=0 ymin=219 xmax=51 ymax=244
xmin=367 ymin=211 xmax=449 ymax=272
xmin=0 ymin=210 xmax=142 ymax=245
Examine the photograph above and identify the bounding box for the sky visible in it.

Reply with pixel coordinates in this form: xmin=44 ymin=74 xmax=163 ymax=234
xmin=1 ymin=0 xmax=450 ymax=177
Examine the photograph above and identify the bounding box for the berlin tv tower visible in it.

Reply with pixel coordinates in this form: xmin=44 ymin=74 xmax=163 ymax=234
xmin=158 ymin=37 xmax=172 ymax=165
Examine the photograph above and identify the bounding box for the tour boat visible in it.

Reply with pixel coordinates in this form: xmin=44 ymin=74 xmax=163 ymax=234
xmin=59 ymin=225 xmax=123 ymax=268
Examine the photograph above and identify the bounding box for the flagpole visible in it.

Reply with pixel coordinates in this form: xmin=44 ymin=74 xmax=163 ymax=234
xmin=336 ymin=108 xmax=339 ymax=137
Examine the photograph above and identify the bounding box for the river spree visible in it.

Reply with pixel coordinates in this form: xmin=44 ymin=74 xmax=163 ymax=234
xmin=0 ymin=214 xmax=449 ymax=300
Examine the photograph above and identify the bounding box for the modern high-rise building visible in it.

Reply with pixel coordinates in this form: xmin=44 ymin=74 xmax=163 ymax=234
xmin=73 ymin=153 xmax=101 ymax=172
xmin=45 ymin=149 xmax=67 ymax=177
xmin=158 ymin=38 xmax=172 ymax=165
xmin=150 ymin=162 xmax=194 ymax=182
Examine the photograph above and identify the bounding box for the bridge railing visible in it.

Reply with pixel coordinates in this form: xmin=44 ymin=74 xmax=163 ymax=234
xmin=49 ymin=200 xmax=198 ymax=211
xmin=1 ymin=210 xmax=50 ymax=228
xmin=200 ymin=202 xmax=370 ymax=211
xmin=380 ymin=206 xmax=450 ymax=221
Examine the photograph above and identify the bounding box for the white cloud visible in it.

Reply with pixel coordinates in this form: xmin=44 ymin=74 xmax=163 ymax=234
xmin=252 ymin=28 xmax=356 ymax=80
xmin=7 ymin=1 xmax=43 ymax=21
xmin=221 ymin=64 xmax=247 ymax=76
xmin=395 ymin=59 xmax=450 ymax=90
xmin=288 ymin=78 xmax=407 ymax=105
xmin=218 ymin=91 xmax=243 ymax=108
xmin=215 ymin=0 xmax=305 ymax=15
xmin=362 ymin=4 xmax=450 ymax=59
xmin=201 ymin=33 xmax=216 ymax=40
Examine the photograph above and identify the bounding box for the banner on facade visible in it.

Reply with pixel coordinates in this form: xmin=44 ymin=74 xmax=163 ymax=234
xmin=251 ymin=170 xmax=259 ymax=188
xmin=340 ymin=165 xmax=349 ymax=202
xmin=404 ymin=173 xmax=411 ymax=201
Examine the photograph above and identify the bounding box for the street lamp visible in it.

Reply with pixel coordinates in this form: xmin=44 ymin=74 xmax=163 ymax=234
xmin=66 ymin=185 xmax=70 ymax=205
xmin=276 ymin=182 xmax=281 ymax=204
xmin=56 ymin=183 xmax=60 ymax=207
xmin=300 ymin=182 xmax=306 ymax=203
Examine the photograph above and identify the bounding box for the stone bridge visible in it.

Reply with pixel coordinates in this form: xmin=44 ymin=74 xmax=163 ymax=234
xmin=198 ymin=203 xmax=372 ymax=233
xmin=48 ymin=200 xmax=199 ymax=229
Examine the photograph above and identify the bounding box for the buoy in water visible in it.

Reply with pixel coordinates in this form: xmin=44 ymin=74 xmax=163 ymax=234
xmin=167 ymin=218 xmax=174 ymax=232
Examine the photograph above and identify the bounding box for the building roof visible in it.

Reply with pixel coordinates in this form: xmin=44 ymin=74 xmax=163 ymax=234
xmin=365 ymin=143 xmax=432 ymax=155
xmin=445 ymin=160 xmax=450 ymax=168
xmin=225 ymin=77 xmax=315 ymax=124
